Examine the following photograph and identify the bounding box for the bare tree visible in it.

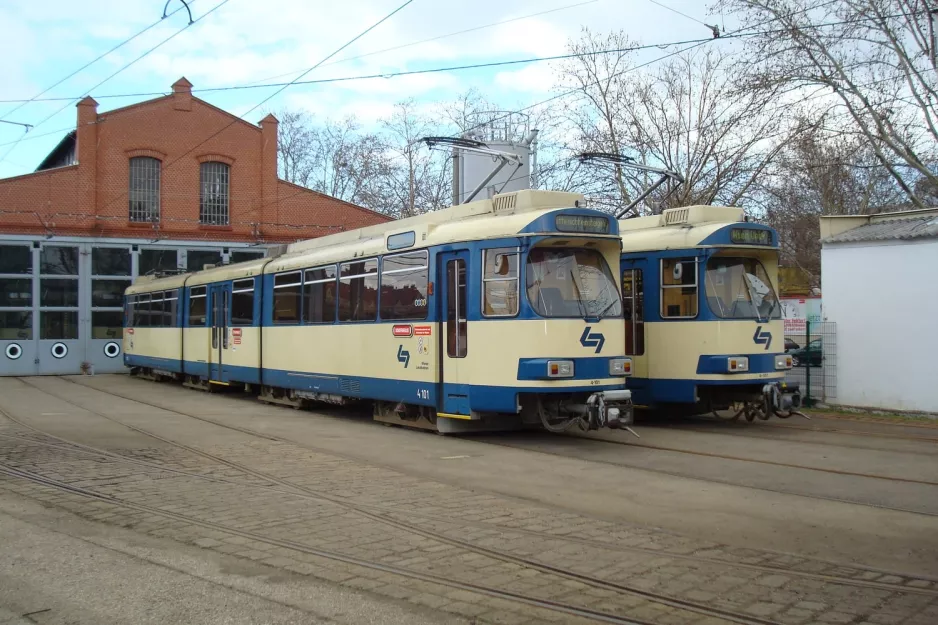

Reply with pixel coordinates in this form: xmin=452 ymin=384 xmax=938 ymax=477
xmin=555 ymin=31 xmax=793 ymax=214
xmin=753 ymin=126 xmax=908 ymax=281
xmin=379 ymin=100 xmax=451 ymax=218
xmin=275 ymin=111 xmax=394 ymax=213
xmin=719 ymin=0 xmax=938 ymax=207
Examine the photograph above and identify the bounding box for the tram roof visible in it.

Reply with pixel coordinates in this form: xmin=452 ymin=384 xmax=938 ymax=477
xmin=264 ymin=190 xmax=595 ymax=274
xmin=126 ymin=272 xmax=191 ymax=294
xmin=127 ymin=190 xmax=598 ymax=293
xmin=618 ymin=205 xmax=777 ymax=252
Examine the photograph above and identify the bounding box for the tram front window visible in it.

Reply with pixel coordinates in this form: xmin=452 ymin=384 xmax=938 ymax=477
xmin=526 ymin=248 xmax=622 ymax=318
xmin=705 ymin=256 xmax=781 ymax=320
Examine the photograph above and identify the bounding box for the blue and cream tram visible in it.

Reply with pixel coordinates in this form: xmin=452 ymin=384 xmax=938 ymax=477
xmin=617 ymin=205 xmax=799 ymax=420
xmin=124 ymin=190 xmax=634 ymax=433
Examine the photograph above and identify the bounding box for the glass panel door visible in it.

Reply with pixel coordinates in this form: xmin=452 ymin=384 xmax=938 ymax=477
xmin=87 ymin=246 xmax=132 ymax=373
xmin=0 ymin=243 xmax=37 ymax=375
xmin=37 ymin=244 xmax=81 ymax=374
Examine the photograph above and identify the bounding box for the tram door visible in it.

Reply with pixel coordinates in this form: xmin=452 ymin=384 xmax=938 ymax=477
xmin=622 ymin=258 xmax=649 ymax=393
xmin=437 ymin=250 xmax=471 ymax=417
xmin=208 ymin=283 xmax=231 ymax=383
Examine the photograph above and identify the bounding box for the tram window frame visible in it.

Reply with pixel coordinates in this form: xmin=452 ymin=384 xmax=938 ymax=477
xmin=303 ymin=265 xmax=337 ymax=324
xmin=135 ymin=294 xmax=150 ymax=327
xmin=660 ymin=257 xmax=698 ymax=319
xmin=273 ymin=271 xmax=302 ymax=324
xmin=150 ymin=292 xmax=164 ymax=328
xmin=622 ymin=268 xmax=645 ymax=355
xmin=188 ymin=286 xmax=207 ymax=326
xmin=125 ymin=295 xmax=135 ymax=327
xmin=380 ymin=250 xmax=429 ymax=321
xmin=446 ymin=259 xmax=468 ymax=358
xmin=231 ymin=278 xmax=255 ymax=326
xmin=481 ymin=248 xmax=520 ymax=318
xmin=163 ymin=289 xmax=179 ymax=327
xmin=338 ymin=259 xmax=378 ymax=323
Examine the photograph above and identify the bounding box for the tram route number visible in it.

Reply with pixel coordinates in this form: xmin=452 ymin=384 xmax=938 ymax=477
xmin=416 ymin=389 xmax=430 ymax=400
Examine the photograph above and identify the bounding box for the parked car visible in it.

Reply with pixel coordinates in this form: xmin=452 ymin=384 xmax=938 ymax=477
xmin=789 ymin=338 xmax=823 ymax=367
xmin=784 ymin=337 xmax=800 ymax=351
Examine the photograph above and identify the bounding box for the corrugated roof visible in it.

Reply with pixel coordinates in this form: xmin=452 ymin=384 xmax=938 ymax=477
xmin=824 ymin=215 xmax=938 ymax=243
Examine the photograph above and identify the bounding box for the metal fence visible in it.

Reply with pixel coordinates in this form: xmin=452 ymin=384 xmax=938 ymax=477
xmin=784 ymin=320 xmax=837 ymax=405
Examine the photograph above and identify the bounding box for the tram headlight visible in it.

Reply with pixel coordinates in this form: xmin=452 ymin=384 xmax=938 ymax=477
xmin=775 ymin=354 xmax=793 ymax=370
xmin=609 ymin=358 xmax=632 ymax=376
xmin=726 ymin=356 xmax=749 ymax=373
xmin=547 ymin=360 xmax=574 ymax=378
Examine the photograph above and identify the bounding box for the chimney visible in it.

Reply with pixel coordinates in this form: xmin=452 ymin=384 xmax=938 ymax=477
xmin=172 ymin=77 xmax=193 ymax=111
xmin=259 ymin=113 xmax=279 ymax=230
xmin=76 ymin=96 xmax=98 ymax=216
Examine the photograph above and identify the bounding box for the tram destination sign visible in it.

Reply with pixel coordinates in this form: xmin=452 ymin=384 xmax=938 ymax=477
xmin=730 ymin=228 xmax=772 ymax=246
xmin=555 ymin=214 xmax=610 ymax=234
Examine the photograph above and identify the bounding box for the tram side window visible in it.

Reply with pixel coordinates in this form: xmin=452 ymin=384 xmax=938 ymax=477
xmin=623 ymin=269 xmax=645 ymax=355
xmin=188 ymin=286 xmax=207 ymax=326
xmin=125 ymin=296 xmax=134 ymax=326
xmin=482 ymin=248 xmax=519 ymax=317
xmin=135 ymin=294 xmax=150 ymax=327
xmin=338 ymin=259 xmax=378 ymax=322
xmin=231 ymin=279 xmax=254 ymax=326
xmin=164 ymin=290 xmax=179 ymax=327
xmin=661 ymin=258 xmax=698 ymax=318
xmin=380 ymin=251 xmax=428 ymax=320
xmin=273 ymin=272 xmax=301 ymax=323
xmin=150 ymin=293 xmax=164 ymax=328
xmin=304 ymin=266 xmax=336 ymax=324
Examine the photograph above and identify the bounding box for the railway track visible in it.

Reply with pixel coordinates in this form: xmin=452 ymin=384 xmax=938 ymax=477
xmin=10 ymin=376 xmax=938 ymax=596
xmin=0 ymin=459 xmax=655 ymax=625
xmin=4 ymin=378 xmax=788 ymax=625
xmin=567 ymin=433 xmax=938 ymax=487
xmin=656 ymin=417 xmax=938 ymax=446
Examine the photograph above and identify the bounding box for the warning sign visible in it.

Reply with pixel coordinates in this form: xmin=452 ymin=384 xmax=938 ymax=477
xmin=232 ymin=328 xmax=242 ymax=345
xmin=392 ymin=325 xmax=413 ymax=337
xmin=414 ymin=326 xmax=432 ymax=336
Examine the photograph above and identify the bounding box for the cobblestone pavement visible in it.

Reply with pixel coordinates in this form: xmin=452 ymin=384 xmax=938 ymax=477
xmin=1 ymin=377 xmax=937 ymax=625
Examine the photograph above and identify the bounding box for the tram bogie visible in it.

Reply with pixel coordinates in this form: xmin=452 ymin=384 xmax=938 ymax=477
xmin=123 ymin=190 xmax=635 ymax=434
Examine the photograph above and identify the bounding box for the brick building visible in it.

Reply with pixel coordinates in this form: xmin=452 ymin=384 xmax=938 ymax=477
xmin=0 ymin=78 xmax=390 ymax=376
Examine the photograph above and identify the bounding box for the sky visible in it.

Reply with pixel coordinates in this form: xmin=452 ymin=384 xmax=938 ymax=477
xmin=0 ymin=0 xmax=744 ymax=179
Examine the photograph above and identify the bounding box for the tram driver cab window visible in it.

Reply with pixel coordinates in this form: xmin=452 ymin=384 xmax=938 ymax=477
xmin=660 ymin=258 xmax=698 ymax=318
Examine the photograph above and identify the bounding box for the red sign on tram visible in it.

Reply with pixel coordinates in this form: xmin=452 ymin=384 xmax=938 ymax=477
xmin=392 ymin=325 xmax=414 ymax=337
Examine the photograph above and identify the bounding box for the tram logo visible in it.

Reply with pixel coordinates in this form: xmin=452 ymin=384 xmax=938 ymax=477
xmin=397 ymin=345 xmax=411 ymax=368
xmin=753 ymin=325 xmax=772 ymax=350
xmin=579 ymin=327 xmax=605 ymax=354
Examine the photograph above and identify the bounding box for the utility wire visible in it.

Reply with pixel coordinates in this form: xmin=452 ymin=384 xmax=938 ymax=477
xmin=0 ymin=10 xmax=914 ymax=106
xmin=0 ymin=0 xmax=230 ymax=168
xmin=646 ymin=0 xmax=712 ymax=28
xmin=93 ymin=0 xmax=417 ymax=217
xmin=0 ymin=0 xmax=197 ymax=120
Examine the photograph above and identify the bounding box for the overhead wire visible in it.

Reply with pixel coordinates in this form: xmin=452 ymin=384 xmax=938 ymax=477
xmin=92 ymin=0 xmax=417 ymax=219
xmin=0 ymin=10 xmax=916 ymax=106
xmin=0 ymin=0 xmax=198 ymax=121
xmin=243 ymin=0 xmax=602 ymax=87
xmin=0 ymin=0 xmax=231 ymax=167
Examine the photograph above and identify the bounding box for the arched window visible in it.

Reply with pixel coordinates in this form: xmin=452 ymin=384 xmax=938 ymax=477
xmin=128 ymin=157 xmax=161 ymax=222
xmin=200 ymin=162 xmax=230 ymax=225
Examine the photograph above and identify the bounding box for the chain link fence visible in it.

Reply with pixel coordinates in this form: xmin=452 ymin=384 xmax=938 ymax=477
xmin=784 ymin=320 xmax=837 ymax=405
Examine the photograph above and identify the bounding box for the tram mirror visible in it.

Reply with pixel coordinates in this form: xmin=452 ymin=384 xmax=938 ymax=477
xmin=672 ymin=262 xmax=683 ymax=281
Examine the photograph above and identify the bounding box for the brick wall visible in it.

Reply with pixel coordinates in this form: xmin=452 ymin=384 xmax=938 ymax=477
xmin=0 ymin=78 xmax=390 ymax=243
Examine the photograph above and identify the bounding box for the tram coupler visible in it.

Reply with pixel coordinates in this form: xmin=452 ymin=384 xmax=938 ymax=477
xmin=763 ymin=381 xmax=808 ymax=420
xmin=586 ymin=389 xmax=638 ymax=436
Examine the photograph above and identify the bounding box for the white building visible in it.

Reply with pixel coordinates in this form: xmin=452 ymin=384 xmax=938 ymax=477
xmin=820 ymin=209 xmax=938 ymax=413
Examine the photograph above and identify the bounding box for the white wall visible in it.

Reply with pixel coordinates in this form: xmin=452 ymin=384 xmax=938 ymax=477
xmin=822 ymin=239 xmax=938 ymax=412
